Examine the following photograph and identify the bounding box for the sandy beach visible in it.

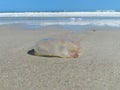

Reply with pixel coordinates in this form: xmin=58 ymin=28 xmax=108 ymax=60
xmin=1 ymin=25 xmax=120 ymax=90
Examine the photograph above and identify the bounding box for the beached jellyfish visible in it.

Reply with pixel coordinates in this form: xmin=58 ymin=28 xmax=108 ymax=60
xmin=33 ymin=38 xmax=80 ymax=58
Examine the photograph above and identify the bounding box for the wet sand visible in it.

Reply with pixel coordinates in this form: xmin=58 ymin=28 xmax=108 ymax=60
xmin=0 ymin=25 xmax=120 ymax=90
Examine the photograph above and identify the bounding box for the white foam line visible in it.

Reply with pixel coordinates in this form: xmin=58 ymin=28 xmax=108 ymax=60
xmin=0 ymin=19 xmax=120 ymax=27
xmin=0 ymin=12 xmax=120 ymax=17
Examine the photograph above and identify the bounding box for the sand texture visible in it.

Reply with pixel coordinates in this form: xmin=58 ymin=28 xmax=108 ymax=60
xmin=1 ymin=25 xmax=120 ymax=90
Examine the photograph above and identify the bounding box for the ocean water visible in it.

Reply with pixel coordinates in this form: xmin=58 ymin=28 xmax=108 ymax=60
xmin=0 ymin=12 xmax=120 ymax=30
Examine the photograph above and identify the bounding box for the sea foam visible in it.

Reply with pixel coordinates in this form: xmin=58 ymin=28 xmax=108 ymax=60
xmin=0 ymin=12 xmax=120 ymax=17
xmin=0 ymin=12 xmax=120 ymax=27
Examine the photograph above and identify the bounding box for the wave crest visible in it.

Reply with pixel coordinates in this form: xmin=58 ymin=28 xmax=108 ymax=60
xmin=0 ymin=12 xmax=120 ymax=17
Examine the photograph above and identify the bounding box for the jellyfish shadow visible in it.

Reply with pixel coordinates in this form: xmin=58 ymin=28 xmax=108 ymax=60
xmin=27 ymin=49 xmax=35 ymax=56
xmin=27 ymin=49 xmax=61 ymax=58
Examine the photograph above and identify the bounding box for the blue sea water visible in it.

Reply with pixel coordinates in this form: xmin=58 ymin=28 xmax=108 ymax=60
xmin=0 ymin=12 xmax=120 ymax=30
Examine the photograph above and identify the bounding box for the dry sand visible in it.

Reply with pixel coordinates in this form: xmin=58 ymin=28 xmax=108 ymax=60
xmin=1 ymin=25 xmax=120 ymax=90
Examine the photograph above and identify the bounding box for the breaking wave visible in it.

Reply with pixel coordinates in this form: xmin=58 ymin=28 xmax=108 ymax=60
xmin=0 ymin=12 xmax=120 ymax=27
xmin=0 ymin=12 xmax=120 ymax=17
